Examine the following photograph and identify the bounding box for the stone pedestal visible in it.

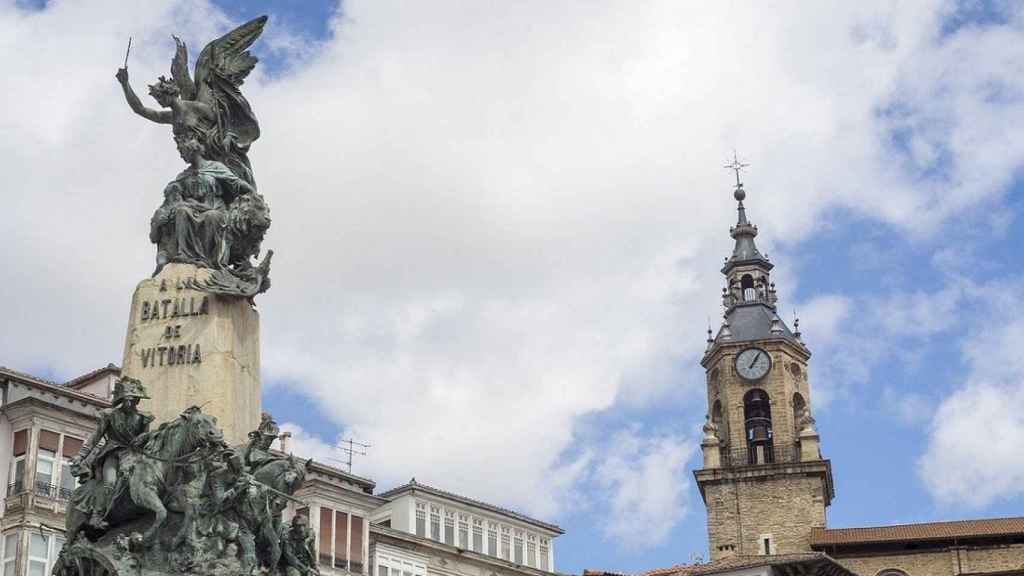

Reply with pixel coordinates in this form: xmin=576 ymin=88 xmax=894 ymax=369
xmin=121 ymin=263 xmax=260 ymax=445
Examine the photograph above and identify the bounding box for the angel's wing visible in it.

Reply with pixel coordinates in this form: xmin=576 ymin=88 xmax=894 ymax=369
xmin=194 ymin=15 xmax=268 ymax=103
xmin=193 ymin=15 xmax=267 ymax=151
xmin=170 ymin=36 xmax=196 ymax=101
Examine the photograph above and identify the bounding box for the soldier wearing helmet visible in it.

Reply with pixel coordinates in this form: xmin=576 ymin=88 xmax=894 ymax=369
xmin=70 ymin=376 xmax=155 ymax=528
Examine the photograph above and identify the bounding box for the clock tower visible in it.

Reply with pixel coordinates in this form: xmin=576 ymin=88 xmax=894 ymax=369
xmin=694 ymin=171 xmax=834 ymax=561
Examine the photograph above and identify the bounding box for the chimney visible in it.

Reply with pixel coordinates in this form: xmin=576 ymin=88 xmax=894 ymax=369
xmin=279 ymin=431 xmax=292 ymax=453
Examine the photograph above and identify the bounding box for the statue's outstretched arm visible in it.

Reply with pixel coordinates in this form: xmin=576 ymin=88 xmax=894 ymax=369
xmin=116 ymin=68 xmax=172 ymax=125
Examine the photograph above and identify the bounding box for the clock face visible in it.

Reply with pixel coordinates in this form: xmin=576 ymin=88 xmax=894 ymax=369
xmin=735 ymin=347 xmax=771 ymax=381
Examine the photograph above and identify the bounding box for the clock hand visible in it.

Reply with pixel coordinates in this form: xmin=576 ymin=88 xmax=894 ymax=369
xmin=748 ymin=352 xmax=761 ymax=369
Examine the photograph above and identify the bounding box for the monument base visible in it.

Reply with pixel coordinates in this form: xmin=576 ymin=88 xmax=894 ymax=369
xmin=121 ymin=263 xmax=260 ymax=445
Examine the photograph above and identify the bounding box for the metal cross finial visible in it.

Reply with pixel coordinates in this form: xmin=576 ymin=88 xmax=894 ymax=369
xmin=724 ymin=151 xmax=749 ymax=188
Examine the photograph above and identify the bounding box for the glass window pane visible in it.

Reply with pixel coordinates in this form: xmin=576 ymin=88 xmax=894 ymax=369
xmin=28 ymin=561 xmax=46 ymax=576
xmin=29 ymin=534 xmax=47 ymax=558
xmin=4 ymin=534 xmax=18 ymax=561
xmin=12 ymin=460 xmax=24 ymax=493
xmin=378 ymin=567 xmax=388 ymax=576
xmin=415 ymin=510 xmax=426 ymax=537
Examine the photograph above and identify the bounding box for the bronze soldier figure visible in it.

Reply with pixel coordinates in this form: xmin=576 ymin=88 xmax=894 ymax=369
xmin=70 ymin=377 xmax=154 ymax=528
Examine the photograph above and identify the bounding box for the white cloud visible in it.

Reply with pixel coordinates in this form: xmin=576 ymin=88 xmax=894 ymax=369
xmin=2 ymin=0 xmax=1024 ymax=538
xmin=278 ymin=422 xmax=346 ymax=465
xmin=592 ymin=427 xmax=695 ymax=549
xmin=918 ymin=296 xmax=1024 ymax=507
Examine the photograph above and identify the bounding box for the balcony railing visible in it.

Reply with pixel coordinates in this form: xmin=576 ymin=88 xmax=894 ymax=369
xmin=6 ymin=481 xmax=25 ymax=497
xmin=32 ymin=481 xmax=73 ymax=501
xmin=720 ymin=443 xmax=801 ymax=467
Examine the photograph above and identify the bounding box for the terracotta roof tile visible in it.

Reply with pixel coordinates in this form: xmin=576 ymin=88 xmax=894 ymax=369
xmin=65 ymin=363 xmax=120 ymax=389
xmin=811 ymin=516 xmax=1024 ymax=547
xmin=638 ymin=553 xmax=854 ymax=576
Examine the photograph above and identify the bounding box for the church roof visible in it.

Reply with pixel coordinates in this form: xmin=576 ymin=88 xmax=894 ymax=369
xmin=633 ymin=552 xmax=855 ymax=576
xmin=811 ymin=516 xmax=1024 ymax=547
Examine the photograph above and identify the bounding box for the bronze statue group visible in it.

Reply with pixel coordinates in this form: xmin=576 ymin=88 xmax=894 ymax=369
xmin=116 ymin=16 xmax=273 ymax=299
xmin=55 ymin=377 xmax=317 ymax=576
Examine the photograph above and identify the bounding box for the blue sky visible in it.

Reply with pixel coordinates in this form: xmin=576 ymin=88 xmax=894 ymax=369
xmin=238 ymin=0 xmax=1022 ymax=569
xmin=2 ymin=0 xmax=1024 ymax=574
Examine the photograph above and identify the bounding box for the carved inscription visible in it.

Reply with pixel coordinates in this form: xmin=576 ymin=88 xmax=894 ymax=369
xmin=138 ymin=277 xmax=209 ymax=368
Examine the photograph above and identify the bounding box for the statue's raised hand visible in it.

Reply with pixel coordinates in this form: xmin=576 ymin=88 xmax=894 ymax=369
xmin=116 ymin=67 xmax=128 ymax=85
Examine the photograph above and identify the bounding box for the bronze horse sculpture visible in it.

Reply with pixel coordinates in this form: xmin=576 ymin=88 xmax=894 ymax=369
xmin=65 ymin=408 xmax=226 ymax=548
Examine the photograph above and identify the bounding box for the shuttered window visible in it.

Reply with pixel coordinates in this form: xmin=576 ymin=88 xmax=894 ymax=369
xmin=12 ymin=431 xmax=27 ymax=457
xmin=318 ymin=508 xmax=333 ymax=567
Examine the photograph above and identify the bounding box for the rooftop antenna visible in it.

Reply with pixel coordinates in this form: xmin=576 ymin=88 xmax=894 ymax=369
xmin=331 ymin=438 xmax=371 ymax=474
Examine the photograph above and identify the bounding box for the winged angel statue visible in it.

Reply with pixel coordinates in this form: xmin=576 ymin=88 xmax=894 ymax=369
xmin=117 ymin=16 xmax=273 ymax=298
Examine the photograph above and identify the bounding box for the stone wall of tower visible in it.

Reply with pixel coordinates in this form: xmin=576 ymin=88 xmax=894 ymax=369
xmin=830 ymin=543 xmax=1024 ymax=576
xmin=704 ymin=471 xmax=828 ymax=561
xmin=707 ymin=341 xmax=811 ymax=455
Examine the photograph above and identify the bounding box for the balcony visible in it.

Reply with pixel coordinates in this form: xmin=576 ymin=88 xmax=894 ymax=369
xmin=720 ymin=443 xmax=801 ymax=467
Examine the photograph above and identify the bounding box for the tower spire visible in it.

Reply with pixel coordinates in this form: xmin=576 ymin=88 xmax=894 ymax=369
xmin=725 ymin=151 xmax=750 ymax=226
xmin=721 ymin=153 xmax=771 ymax=276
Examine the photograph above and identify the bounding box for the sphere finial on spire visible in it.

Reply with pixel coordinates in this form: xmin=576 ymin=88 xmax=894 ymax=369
xmin=734 ymin=184 xmax=746 ymax=202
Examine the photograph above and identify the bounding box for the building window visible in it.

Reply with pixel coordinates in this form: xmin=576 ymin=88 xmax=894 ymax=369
xmin=743 ymin=389 xmax=774 ymax=464
xmin=527 ymin=538 xmax=536 ymax=567
xmin=415 ymin=504 xmax=426 ymax=537
xmin=500 ymin=527 xmax=511 ymax=560
xmin=430 ymin=506 xmax=441 ymax=541
xmin=334 ymin=511 xmax=349 ymax=569
xmin=2 ymin=533 xmax=17 ymax=576
xmin=514 ymin=530 xmax=523 ymax=564
xmin=319 ymin=508 xmax=334 ymax=567
xmin=318 ymin=508 xmax=364 ymax=572
xmin=539 ymin=541 xmax=549 ymax=571
xmin=487 ymin=523 xmax=498 ymax=556
xmin=35 ymin=430 xmax=60 ymax=498
xmin=9 ymin=430 xmax=27 ymax=496
xmin=472 ymin=519 xmax=483 ymax=552
xmin=458 ymin=515 xmax=469 ymax=548
xmin=28 ymin=533 xmax=48 ymax=576
xmin=444 ymin=511 xmax=455 ymax=545
xmin=378 ymin=567 xmax=389 ymax=576
xmin=60 ymin=436 xmax=83 ymax=500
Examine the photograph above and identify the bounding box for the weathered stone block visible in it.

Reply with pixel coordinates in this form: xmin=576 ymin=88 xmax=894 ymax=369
xmin=121 ymin=263 xmax=260 ymax=445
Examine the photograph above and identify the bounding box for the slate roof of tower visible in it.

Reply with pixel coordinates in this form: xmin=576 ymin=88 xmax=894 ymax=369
xmin=810 ymin=516 xmax=1024 ymax=547
xmin=714 ymin=303 xmax=802 ymax=347
xmin=379 ymin=479 xmax=564 ymax=534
